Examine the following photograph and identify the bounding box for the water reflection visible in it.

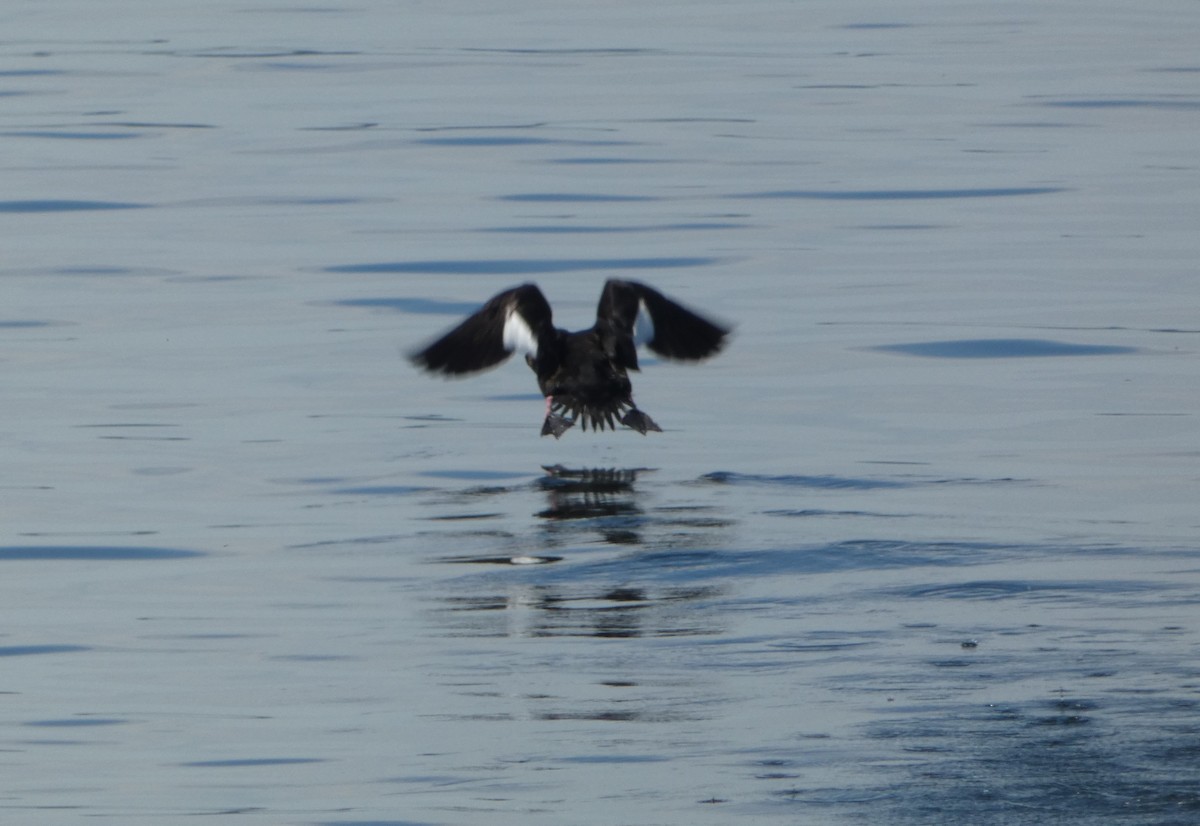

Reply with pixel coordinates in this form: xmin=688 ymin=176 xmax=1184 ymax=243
xmin=427 ymin=466 xmax=733 ymax=567
xmin=430 ymin=466 xmax=726 ymax=639
xmin=536 ymin=465 xmax=648 ymax=544
xmin=435 ymin=582 xmax=721 ymax=639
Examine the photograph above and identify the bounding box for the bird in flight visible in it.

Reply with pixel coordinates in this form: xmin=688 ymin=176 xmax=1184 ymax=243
xmin=410 ymin=279 xmax=730 ymax=438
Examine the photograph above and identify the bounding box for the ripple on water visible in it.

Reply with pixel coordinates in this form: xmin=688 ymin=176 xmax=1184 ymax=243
xmin=0 ymin=545 xmax=203 ymax=560
xmin=0 ymin=644 xmax=91 ymax=657
xmin=322 ymin=256 xmax=722 ymax=275
xmin=180 ymin=757 xmax=327 ymax=767
xmin=861 ymin=695 xmax=1200 ymax=825
xmin=731 ymin=186 xmax=1068 ymax=200
xmin=24 ymin=717 xmax=127 ymax=727
xmin=701 ymin=470 xmax=909 ymax=490
xmin=897 ymin=578 xmax=1170 ymax=601
xmin=1038 ymin=96 xmax=1200 ymax=111
xmin=0 ymin=199 xmax=147 ymax=212
xmin=0 ymin=319 xmax=58 ymax=328
xmin=870 ymin=338 xmax=1138 ymax=358
xmin=476 ymin=221 xmax=747 ymax=233
xmin=333 ymin=297 xmax=484 ymax=315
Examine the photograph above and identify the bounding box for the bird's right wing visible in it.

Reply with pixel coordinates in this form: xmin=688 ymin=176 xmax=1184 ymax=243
xmin=595 ymin=280 xmax=730 ymax=369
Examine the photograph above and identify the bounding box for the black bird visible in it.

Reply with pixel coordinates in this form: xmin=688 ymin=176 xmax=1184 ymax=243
xmin=409 ymin=279 xmax=730 ymax=438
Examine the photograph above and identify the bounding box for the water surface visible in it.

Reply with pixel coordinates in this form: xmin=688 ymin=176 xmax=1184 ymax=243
xmin=3 ymin=1 xmax=1198 ymax=824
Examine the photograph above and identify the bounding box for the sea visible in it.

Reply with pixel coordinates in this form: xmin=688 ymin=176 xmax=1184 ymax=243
xmin=3 ymin=1 xmax=1199 ymax=823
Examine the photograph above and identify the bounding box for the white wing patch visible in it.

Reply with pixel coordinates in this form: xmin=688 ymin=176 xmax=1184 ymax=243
xmin=502 ymin=306 xmax=538 ymax=357
xmin=633 ymin=298 xmax=655 ymax=347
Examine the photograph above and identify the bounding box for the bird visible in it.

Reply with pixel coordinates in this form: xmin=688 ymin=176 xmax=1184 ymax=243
xmin=409 ymin=279 xmax=730 ymax=438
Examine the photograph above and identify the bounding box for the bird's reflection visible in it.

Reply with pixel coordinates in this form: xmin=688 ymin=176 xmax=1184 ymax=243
xmin=427 ymin=465 xmax=731 ymax=639
xmin=536 ymin=465 xmax=650 ymax=545
xmin=430 ymin=465 xmax=731 ymax=563
xmin=436 ymin=582 xmax=720 ymax=640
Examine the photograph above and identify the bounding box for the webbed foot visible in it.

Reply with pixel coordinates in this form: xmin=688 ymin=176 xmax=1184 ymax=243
xmin=619 ymin=408 xmax=662 ymax=435
xmin=541 ymin=413 xmax=575 ymax=439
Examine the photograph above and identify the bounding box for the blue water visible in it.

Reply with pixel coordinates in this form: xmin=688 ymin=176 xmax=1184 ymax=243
xmin=4 ymin=2 xmax=1199 ymax=824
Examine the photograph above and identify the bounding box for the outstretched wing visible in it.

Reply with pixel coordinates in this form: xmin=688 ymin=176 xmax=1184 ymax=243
xmin=409 ymin=283 xmax=552 ymax=375
xmin=595 ymin=279 xmax=730 ymax=370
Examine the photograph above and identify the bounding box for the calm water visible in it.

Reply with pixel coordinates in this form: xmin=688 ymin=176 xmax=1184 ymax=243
xmin=4 ymin=2 xmax=1199 ymax=823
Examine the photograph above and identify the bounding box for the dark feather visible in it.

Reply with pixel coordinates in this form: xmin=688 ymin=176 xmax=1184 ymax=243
xmin=410 ymin=279 xmax=729 ymax=437
xmin=596 ymin=279 xmax=729 ymax=367
xmin=409 ymin=284 xmax=551 ymax=375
